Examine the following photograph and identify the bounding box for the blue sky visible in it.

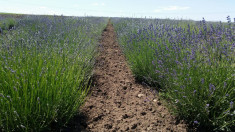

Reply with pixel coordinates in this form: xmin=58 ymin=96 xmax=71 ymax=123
xmin=0 ymin=0 xmax=234 ymax=22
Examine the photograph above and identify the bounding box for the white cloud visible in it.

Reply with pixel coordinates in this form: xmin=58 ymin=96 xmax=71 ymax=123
xmin=92 ymin=2 xmax=105 ymax=6
xmin=154 ymin=6 xmax=190 ymax=13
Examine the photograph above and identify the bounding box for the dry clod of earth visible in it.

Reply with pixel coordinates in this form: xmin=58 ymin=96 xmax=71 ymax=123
xmin=70 ymin=22 xmax=187 ymax=132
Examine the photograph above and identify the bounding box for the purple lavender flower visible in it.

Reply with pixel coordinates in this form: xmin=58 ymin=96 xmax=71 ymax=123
xmin=155 ymin=70 xmax=161 ymax=73
xmin=152 ymin=60 xmax=155 ymax=66
xmin=224 ymin=82 xmax=227 ymax=88
xmin=144 ymin=97 xmax=150 ymax=102
xmin=194 ymin=121 xmax=199 ymax=124
xmin=224 ymin=110 xmax=229 ymax=114
xmin=13 ymin=86 xmax=17 ymax=91
xmin=202 ymin=17 xmax=207 ymax=32
xmin=175 ymin=60 xmax=179 ymax=64
xmin=10 ymin=68 xmax=16 ymax=73
xmin=158 ymin=60 xmax=163 ymax=65
xmin=209 ymin=83 xmax=216 ymax=94
xmin=201 ymin=78 xmax=204 ymax=84
xmin=227 ymin=16 xmax=231 ymax=24
xmin=230 ymin=101 xmax=234 ymax=108
xmin=37 ymin=97 xmax=40 ymax=104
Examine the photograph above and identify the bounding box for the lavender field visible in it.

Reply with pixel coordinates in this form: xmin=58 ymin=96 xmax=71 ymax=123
xmin=0 ymin=14 xmax=234 ymax=131
xmin=0 ymin=15 xmax=108 ymax=131
xmin=112 ymin=17 xmax=235 ymax=131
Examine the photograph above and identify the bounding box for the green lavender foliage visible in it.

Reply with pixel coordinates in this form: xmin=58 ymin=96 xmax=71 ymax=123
xmin=112 ymin=17 xmax=235 ymax=131
xmin=0 ymin=16 xmax=108 ymax=131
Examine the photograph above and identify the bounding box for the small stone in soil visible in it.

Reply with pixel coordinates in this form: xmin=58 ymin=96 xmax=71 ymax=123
xmin=88 ymin=124 xmax=94 ymax=129
xmin=147 ymin=126 xmax=152 ymax=131
xmin=153 ymin=99 xmax=157 ymax=102
xmin=137 ymin=94 xmax=144 ymax=98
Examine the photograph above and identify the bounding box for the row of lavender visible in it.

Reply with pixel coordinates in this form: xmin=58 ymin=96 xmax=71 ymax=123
xmin=0 ymin=16 xmax=108 ymax=131
xmin=112 ymin=17 xmax=234 ymax=131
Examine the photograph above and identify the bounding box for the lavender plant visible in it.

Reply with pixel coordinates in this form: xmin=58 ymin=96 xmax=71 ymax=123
xmin=112 ymin=17 xmax=235 ymax=131
xmin=0 ymin=15 xmax=108 ymax=131
xmin=0 ymin=18 xmax=17 ymax=33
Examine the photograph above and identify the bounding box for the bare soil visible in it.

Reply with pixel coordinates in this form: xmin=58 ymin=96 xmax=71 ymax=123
xmin=68 ymin=22 xmax=187 ymax=132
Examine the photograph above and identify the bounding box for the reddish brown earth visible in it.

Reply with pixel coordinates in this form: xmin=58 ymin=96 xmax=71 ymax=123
xmin=68 ymin=22 xmax=187 ymax=132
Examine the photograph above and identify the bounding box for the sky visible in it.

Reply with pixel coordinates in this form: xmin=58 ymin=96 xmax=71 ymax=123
xmin=0 ymin=0 xmax=234 ymax=22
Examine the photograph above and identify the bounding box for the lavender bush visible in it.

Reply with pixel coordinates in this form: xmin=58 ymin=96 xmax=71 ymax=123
xmin=0 ymin=18 xmax=17 ymax=32
xmin=112 ymin=17 xmax=235 ymax=131
xmin=0 ymin=15 xmax=108 ymax=131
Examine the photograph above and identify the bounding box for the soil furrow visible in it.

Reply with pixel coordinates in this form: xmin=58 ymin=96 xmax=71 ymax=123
xmin=72 ymin=22 xmax=187 ymax=132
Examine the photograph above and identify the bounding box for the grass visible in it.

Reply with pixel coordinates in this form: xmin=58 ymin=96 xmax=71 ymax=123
xmin=112 ymin=17 xmax=235 ymax=131
xmin=0 ymin=15 xmax=108 ymax=131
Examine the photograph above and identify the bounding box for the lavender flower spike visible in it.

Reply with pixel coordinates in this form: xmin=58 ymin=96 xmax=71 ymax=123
xmin=194 ymin=121 xmax=199 ymax=124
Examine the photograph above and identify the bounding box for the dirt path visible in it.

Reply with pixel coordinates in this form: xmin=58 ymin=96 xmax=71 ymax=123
xmin=71 ymin=22 xmax=187 ymax=132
